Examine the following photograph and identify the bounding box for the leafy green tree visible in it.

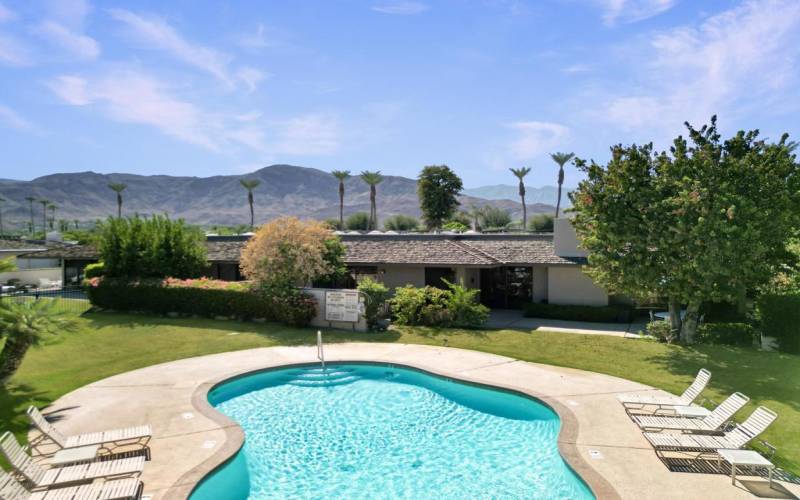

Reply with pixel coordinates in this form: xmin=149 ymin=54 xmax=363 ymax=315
xmin=107 ymin=183 xmax=127 ymax=218
xmin=551 ymin=152 xmax=575 ymax=218
xmin=528 ymin=213 xmax=554 ymax=232
xmin=98 ymin=215 xmax=207 ymax=279
xmin=331 ymin=170 xmax=350 ymax=229
xmin=239 ymin=179 xmax=261 ymax=230
xmin=509 ymin=167 xmax=532 ymax=228
xmin=345 ymin=212 xmax=370 ymax=231
xmin=417 ymin=165 xmax=463 ymax=230
xmin=466 ymin=205 xmax=482 ymax=231
xmin=0 ymin=300 xmax=78 ymax=384
xmin=479 ymin=205 xmax=511 ymax=230
xmin=315 ymin=237 xmax=348 ymax=287
xmin=442 ymin=221 xmax=469 ymax=233
xmin=25 ymin=196 xmax=35 ymax=234
xmin=360 ymin=171 xmax=383 ymax=230
xmin=383 ymin=214 xmax=419 ymax=231
xmin=571 ymin=117 xmax=800 ymax=343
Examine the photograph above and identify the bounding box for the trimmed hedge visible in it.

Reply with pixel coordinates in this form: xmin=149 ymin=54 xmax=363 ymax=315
xmin=757 ymin=294 xmax=800 ymax=354
xmin=523 ymin=302 xmax=633 ymax=323
xmin=696 ymin=322 xmax=757 ymax=347
xmin=86 ymin=279 xmax=317 ymax=327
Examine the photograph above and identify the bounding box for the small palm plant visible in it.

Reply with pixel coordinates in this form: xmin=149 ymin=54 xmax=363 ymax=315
xmin=331 ymin=170 xmax=350 ymax=229
xmin=360 ymin=171 xmax=383 ymax=231
xmin=550 ymin=152 xmax=575 ymax=218
xmin=0 ymin=300 xmax=78 ymax=384
xmin=108 ymin=183 xmax=127 ymax=218
xmin=509 ymin=167 xmax=532 ymax=229
xmin=239 ymin=179 xmax=261 ymax=230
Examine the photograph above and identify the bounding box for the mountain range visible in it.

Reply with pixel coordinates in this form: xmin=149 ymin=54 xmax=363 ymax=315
xmin=0 ymin=165 xmax=556 ymax=228
xmin=462 ymin=184 xmax=573 ymax=207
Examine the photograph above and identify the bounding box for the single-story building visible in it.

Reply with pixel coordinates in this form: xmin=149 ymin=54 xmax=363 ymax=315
xmin=17 ymin=219 xmax=610 ymax=307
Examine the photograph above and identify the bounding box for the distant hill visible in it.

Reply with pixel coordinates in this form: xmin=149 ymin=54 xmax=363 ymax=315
xmin=0 ymin=165 xmax=555 ymax=228
xmin=462 ymin=184 xmax=572 ymax=207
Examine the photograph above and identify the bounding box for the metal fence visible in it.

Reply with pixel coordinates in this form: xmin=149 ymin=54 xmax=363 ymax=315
xmin=0 ymin=285 xmax=91 ymax=314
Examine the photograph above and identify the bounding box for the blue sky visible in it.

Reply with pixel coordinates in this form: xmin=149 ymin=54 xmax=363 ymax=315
xmin=1 ymin=0 xmax=799 ymax=187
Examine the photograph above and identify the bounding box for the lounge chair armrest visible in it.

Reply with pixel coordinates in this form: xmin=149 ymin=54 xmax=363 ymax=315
xmin=759 ymin=440 xmax=777 ymax=459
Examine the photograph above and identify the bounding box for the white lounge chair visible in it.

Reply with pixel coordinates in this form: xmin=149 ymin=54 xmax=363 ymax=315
xmin=0 ymin=469 xmax=142 ymax=500
xmin=643 ymin=406 xmax=777 ymax=452
xmin=0 ymin=432 xmax=144 ymax=491
xmin=27 ymin=407 xmax=151 ymax=457
xmin=618 ymin=368 xmax=710 ymax=410
xmin=632 ymin=392 xmax=749 ymax=433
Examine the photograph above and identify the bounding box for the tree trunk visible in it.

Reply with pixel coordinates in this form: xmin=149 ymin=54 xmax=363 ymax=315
xmin=668 ymin=298 xmax=682 ymax=343
xmin=338 ymin=183 xmax=344 ymax=229
xmin=0 ymin=336 xmax=32 ymax=385
xmin=736 ymin=283 xmax=748 ymax=316
xmin=29 ymin=203 xmax=34 ymax=234
xmin=117 ymin=193 xmax=122 ymax=218
xmin=555 ymin=173 xmax=564 ymax=218
xmin=679 ymin=301 xmax=702 ymax=344
xmin=369 ymin=186 xmax=376 ymax=230
xmin=521 ymin=194 xmax=527 ymax=229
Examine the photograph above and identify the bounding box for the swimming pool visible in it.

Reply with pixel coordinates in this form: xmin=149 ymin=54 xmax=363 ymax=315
xmin=191 ymin=363 xmax=594 ymax=499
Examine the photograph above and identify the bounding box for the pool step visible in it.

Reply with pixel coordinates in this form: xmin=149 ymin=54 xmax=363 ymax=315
xmin=285 ymin=375 xmax=361 ymax=387
xmin=284 ymin=368 xmax=354 ymax=381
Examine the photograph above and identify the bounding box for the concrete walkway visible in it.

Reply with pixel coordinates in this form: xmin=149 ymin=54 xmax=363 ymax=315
xmin=486 ymin=308 xmax=649 ymax=337
xmin=32 ymin=344 xmax=799 ymax=500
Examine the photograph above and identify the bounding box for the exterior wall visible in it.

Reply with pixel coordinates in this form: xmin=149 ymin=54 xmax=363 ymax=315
xmin=378 ymin=265 xmax=426 ymax=290
xmin=0 ymin=267 xmax=62 ymax=286
xmin=303 ymin=288 xmax=368 ymax=332
xmin=532 ymin=265 xmax=548 ymax=303
xmin=547 ymin=266 xmax=608 ymax=306
xmin=457 ymin=267 xmax=481 ymax=290
xmin=16 ymin=257 xmax=61 ymax=269
xmin=553 ymin=218 xmax=587 ymax=258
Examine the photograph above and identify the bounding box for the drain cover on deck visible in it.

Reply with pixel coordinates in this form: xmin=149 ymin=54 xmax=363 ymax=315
xmin=588 ymin=450 xmax=604 ymax=459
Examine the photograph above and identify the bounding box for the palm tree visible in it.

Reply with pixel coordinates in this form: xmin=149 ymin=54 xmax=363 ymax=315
xmin=467 ymin=205 xmax=483 ymax=231
xmin=239 ymin=179 xmax=261 ymax=230
xmin=107 ymin=183 xmax=127 ymax=218
xmin=47 ymin=203 xmax=56 ymax=230
xmin=38 ymin=199 xmax=49 ymax=234
xmin=509 ymin=167 xmax=532 ymax=229
xmin=331 ymin=170 xmax=350 ymax=229
xmin=25 ymin=196 xmax=35 ymax=234
xmin=550 ymin=152 xmax=575 ymax=218
xmin=73 ymin=219 xmax=79 ymax=230
xmin=360 ymin=171 xmax=383 ymax=231
xmin=0 ymin=196 xmax=5 ymax=236
xmin=0 ymin=300 xmax=78 ymax=384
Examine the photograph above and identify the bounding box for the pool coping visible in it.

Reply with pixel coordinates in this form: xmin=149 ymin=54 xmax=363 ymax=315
xmin=168 ymin=358 xmax=620 ymax=500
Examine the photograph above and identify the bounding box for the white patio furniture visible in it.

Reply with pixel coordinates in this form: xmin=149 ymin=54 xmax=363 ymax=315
xmin=716 ymin=448 xmax=775 ymax=488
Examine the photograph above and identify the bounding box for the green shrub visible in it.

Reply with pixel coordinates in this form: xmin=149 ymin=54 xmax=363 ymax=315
xmin=358 ymin=277 xmax=390 ymax=330
xmin=390 ymin=285 xmax=429 ymax=325
xmin=528 ymin=214 xmax=554 ymax=232
xmin=757 ymin=294 xmax=800 ymax=354
xmin=271 ymin=289 xmax=318 ymax=327
xmin=479 ymin=206 xmax=511 ymax=230
xmin=83 ymin=262 xmax=105 ymax=279
xmin=702 ymin=301 xmax=747 ymax=323
xmin=443 ymin=280 xmax=489 ymax=327
xmin=345 ymin=212 xmax=370 ymax=231
xmin=646 ymin=320 xmax=675 ymax=342
xmin=523 ymin=302 xmax=633 ymax=323
xmin=696 ymin=322 xmax=757 ymax=347
xmin=442 ymin=221 xmax=469 ymax=233
xmin=383 ymin=215 xmax=419 ymax=231
xmin=389 ymin=283 xmax=488 ymax=328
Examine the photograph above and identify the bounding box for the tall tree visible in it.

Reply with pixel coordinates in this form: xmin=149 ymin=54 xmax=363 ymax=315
xmin=239 ymin=179 xmax=261 ymax=230
xmin=0 ymin=300 xmax=78 ymax=384
xmin=360 ymin=171 xmax=383 ymax=231
xmin=550 ymin=152 xmax=575 ymax=218
xmin=0 ymin=196 xmax=5 ymax=236
xmin=571 ymin=117 xmax=800 ymax=343
xmin=47 ymin=203 xmax=56 ymax=230
xmin=73 ymin=219 xmax=80 ymax=230
xmin=38 ymin=199 xmax=49 ymax=234
xmin=25 ymin=196 xmax=35 ymax=234
xmin=509 ymin=167 xmax=532 ymax=229
xmin=331 ymin=170 xmax=350 ymax=229
xmin=417 ymin=165 xmax=464 ymax=230
xmin=107 ymin=183 xmax=127 ymax=218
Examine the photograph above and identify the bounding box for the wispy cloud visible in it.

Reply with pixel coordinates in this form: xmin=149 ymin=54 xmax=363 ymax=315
xmin=36 ymin=20 xmax=100 ymax=60
xmin=0 ymin=34 xmax=33 ymax=66
xmin=108 ymin=9 xmax=235 ymax=87
xmin=0 ymin=2 xmax=17 ymax=23
xmin=276 ymin=114 xmax=340 ymax=155
xmin=237 ymin=23 xmax=269 ymax=50
xmin=371 ymin=1 xmax=429 ymax=15
xmin=596 ymin=0 xmax=676 ymax=26
xmin=0 ymin=104 xmax=37 ymax=132
xmin=236 ymin=66 xmax=269 ymax=93
xmin=506 ymin=121 xmax=570 ymax=160
xmin=600 ymin=0 xmax=800 ymax=134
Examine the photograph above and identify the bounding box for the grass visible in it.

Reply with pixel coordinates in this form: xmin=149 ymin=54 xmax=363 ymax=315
xmin=1 ymin=311 xmax=798 ymax=474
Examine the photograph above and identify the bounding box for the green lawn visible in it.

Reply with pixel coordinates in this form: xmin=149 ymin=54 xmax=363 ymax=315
xmin=2 ymin=311 xmax=798 ymax=474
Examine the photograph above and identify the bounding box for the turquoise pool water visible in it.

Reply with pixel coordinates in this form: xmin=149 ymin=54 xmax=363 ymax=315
xmin=191 ymin=363 xmax=594 ymax=499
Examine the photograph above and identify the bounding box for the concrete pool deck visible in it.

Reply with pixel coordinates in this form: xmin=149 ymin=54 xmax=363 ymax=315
xmin=32 ymin=343 xmax=799 ymax=499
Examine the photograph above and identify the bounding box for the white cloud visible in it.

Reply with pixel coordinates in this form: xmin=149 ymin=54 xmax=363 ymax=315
xmin=109 ymin=8 xmax=234 ymax=87
xmin=596 ymin=0 xmax=676 ymax=26
xmin=45 ymin=0 xmax=91 ymax=29
xmin=0 ymin=2 xmax=17 ymax=23
xmin=236 ymin=66 xmax=268 ymax=93
xmin=0 ymin=34 xmax=32 ymax=66
xmin=0 ymin=104 xmax=36 ymax=132
xmin=506 ymin=121 xmax=570 ymax=160
xmin=563 ymin=63 xmax=591 ymax=74
xmin=371 ymin=1 xmax=429 ymax=15
xmin=36 ymin=20 xmax=100 ymax=60
xmin=237 ymin=23 xmax=268 ymax=50
xmin=47 ymin=75 xmax=91 ymax=105
xmin=601 ymin=0 xmax=800 ymax=133
xmin=276 ymin=114 xmax=340 ymax=155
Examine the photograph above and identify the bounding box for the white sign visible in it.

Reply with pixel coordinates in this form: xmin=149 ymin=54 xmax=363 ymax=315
xmin=325 ymin=290 xmax=360 ymax=322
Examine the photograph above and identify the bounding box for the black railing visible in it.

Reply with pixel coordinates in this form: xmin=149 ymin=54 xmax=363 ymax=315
xmin=0 ymin=285 xmax=90 ymax=314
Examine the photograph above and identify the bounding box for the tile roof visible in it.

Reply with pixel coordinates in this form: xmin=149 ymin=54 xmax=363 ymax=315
xmin=0 ymin=239 xmax=49 ymax=251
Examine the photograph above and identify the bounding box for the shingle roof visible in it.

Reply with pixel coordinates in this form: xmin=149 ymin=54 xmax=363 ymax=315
xmin=19 ymin=233 xmax=584 ymax=266
xmin=0 ymin=239 xmax=49 ymax=251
